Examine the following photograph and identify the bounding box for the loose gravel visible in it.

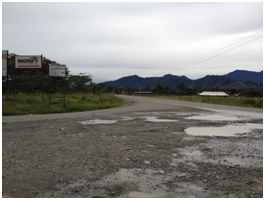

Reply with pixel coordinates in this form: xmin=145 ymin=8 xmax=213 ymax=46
xmin=2 ymin=107 xmax=263 ymax=198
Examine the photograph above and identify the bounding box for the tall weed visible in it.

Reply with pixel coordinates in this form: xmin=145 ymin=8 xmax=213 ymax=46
xmin=2 ymin=93 xmax=125 ymax=116
xmin=145 ymin=95 xmax=263 ymax=108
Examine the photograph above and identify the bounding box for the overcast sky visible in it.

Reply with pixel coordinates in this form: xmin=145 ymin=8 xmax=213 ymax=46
xmin=2 ymin=2 xmax=263 ymax=83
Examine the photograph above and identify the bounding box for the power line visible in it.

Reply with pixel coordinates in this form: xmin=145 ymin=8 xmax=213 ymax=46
xmin=136 ymin=29 xmax=263 ymax=89
xmin=171 ymin=35 xmax=262 ymax=73
xmin=167 ymin=29 xmax=263 ymax=74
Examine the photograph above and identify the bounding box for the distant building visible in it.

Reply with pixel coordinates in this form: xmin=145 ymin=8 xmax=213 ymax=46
xmin=199 ymin=91 xmax=229 ymax=97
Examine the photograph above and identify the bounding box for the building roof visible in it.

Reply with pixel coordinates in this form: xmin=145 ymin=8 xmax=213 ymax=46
xmin=199 ymin=91 xmax=229 ymax=96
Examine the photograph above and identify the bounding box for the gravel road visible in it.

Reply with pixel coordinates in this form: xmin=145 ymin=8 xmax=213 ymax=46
xmin=2 ymin=95 xmax=263 ymax=198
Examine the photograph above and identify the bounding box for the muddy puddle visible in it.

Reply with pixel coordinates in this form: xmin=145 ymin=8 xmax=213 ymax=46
xmin=185 ymin=123 xmax=263 ymax=137
xmin=185 ymin=114 xmax=242 ymax=121
xmin=79 ymin=119 xmax=118 ymax=125
xmin=121 ymin=116 xmax=135 ymax=121
xmin=142 ymin=116 xmax=178 ymax=122
xmin=79 ymin=109 xmax=262 ymax=126
xmin=79 ymin=115 xmax=179 ymax=124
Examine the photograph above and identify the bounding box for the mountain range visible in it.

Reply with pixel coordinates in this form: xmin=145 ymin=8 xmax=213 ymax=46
xmin=105 ymin=70 xmax=263 ymax=91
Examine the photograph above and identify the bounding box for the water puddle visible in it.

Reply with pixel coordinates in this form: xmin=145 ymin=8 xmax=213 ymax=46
xmin=121 ymin=117 xmax=134 ymax=121
xmin=185 ymin=114 xmax=242 ymax=121
xmin=80 ymin=119 xmax=118 ymax=125
xmin=184 ymin=149 xmax=203 ymax=157
xmin=171 ymin=149 xmax=203 ymax=167
xmin=174 ymin=112 xmax=198 ymax=116
xmin=142 ymin=117 xmax=178 ymax=122
xmin=185 ymin=123 xmax=263 ymax=137
xmin=96 ymin=168 xmax=168 ymax=198
xmin=41 ymin=167 xmax=207 ymax=198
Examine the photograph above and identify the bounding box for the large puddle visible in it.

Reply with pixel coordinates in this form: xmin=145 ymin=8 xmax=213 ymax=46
xmin=80 ymin=119 xmax=118 ymax=125
xmin=185 ymin=123 xmax=263 ymax=137
xmin=185 ymin=114 xmax=242 ymax=121
xmin=79 ymin=110 xmax=262 ymax=126
xmin=142 ymin=116 xmax=178 ymax=122
xmin=79 ymin=116 xmax=178 ymax=124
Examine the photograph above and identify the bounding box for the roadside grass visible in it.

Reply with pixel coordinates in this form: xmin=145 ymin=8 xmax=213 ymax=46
xmin=2 ymin=93 xmax=125 ymax=116
xmin=137 ymin=95 xmax=263 ymax=108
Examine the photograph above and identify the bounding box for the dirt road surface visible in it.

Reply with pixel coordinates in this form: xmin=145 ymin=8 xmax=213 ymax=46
xmin=2 ymin=95 xmax=263 ymax=198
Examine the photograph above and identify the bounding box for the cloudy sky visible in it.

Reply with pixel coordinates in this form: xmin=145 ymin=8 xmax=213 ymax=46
xmin=2 ymin=2 xmax=263 ymax=83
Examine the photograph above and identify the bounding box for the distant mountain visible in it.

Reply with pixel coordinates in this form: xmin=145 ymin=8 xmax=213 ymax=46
xmin=104 ymin=70 xmax=263 ymax=91
xmin=224 ymin=70 xmax=263 ymax=84
xmin=220 ymin=80 xmax=263 ymax=91
xmin=190 ymin=75 xmax=237 ymax=88
xmin=106 ymin=75 xmax=142 ymax=89
xmin=106 ymin=74 xmax=193 ymax=89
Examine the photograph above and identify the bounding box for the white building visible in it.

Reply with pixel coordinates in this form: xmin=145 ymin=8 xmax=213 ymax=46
xmin=199 ymin=91 xmax=229 ymax=97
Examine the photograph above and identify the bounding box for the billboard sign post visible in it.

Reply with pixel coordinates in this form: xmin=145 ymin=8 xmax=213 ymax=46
xmin=2 ymin=50 xmax=8 ymax=99
xmin=49 ymin=64 xmax=66 ymax=77
xmin=14 ymin=54 xmax=43 ymax=105
xmin=15 ymin=55 xmax=42 ymax=68
xmin=49 ymin=63 xmax=66 ymax=107
xmin=2 ymin=50 xmax=8 ymax=76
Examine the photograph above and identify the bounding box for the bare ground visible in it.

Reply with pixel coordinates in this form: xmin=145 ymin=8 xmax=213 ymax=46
xmin=2 ymin=102 xmax=263 ymax=198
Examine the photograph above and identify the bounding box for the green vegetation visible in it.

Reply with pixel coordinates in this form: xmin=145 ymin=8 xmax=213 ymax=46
xmin=2 ymin=54 xmax=106 ymax=94
xmin=2 ymin=53 xmax=262 ymax=116
xmin=2 ymin=53 xmax=125 ymax=116
xmin=137 ymin=94 xmax=263 ymax=108
xmin=2 ymin=93 xmax=125 ymax=116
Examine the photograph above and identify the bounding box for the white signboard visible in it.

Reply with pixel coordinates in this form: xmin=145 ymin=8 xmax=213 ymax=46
xmin=49 ymin=64 xmax=66 ymax=77
xmin=15 ymin=55 xmax=42 ymax=68
xmin=2 ymin=50 xmax=8 ymax=76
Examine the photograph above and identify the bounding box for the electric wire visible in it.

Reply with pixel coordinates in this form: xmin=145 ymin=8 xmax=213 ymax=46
xmin=135 ymin=29 xmax=263 ymax=90
xmin=166 ymin=29 xmax=263 ymax=75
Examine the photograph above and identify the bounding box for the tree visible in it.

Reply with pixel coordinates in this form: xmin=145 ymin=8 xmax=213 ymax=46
xmin=2 ymin=54 xmax=70 ymax=94
xmin=67 ymin=73 xmax=92 ymax=93
xmin=153 ymin=83 xmax=165 ymax=94
xmin=2 ymin=53 xmax=111 ymax=95
xmin=88 ymin=82 xmax=105 ymax=94
xmin=229 ymin=88 xmax=238 ymax=95
xmin=176 ymin=81 xmax=185 ymax=91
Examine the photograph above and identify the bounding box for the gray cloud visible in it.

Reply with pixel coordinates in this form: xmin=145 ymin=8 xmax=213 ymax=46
xmin=2 ymin=2 xmax=263 ymax=82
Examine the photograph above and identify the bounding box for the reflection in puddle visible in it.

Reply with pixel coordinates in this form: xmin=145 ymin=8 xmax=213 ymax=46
xmin=185 ymin=123 xmax=263 ymax=137
xmin=143 ymin=117 xmax=178 ymax=122
xmin=186 ymin=114 xmax=242 ymax=121
xmin=80 ymin=119 xmax=118 ymax=125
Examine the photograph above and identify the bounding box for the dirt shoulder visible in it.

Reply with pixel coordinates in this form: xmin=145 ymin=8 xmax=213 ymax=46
xmin=2 ymin=98 xmax=263 ymax=198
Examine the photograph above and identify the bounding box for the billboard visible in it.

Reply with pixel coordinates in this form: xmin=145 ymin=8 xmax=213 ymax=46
xmin=15 ymin=55 xmax=42 ymax=68
xmin=49 ymin=64 xmax=66 ymax=77
xmin=2 ymin=50 xmax=8 ymax=76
